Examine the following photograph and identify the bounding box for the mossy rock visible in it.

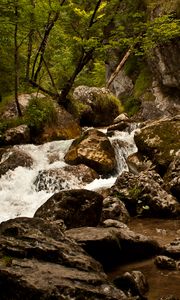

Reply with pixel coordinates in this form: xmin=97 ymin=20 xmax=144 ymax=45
xmin=134 ymin=116 xmax=180 ymax=174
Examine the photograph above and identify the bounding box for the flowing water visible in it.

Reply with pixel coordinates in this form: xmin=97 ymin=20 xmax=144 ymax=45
xmin=0 ymin=127 xmax=137 ymax=223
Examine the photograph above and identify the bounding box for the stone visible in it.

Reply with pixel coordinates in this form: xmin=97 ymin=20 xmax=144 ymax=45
xmin=154 ymin=255 xmax=177 ymax=270
xmin=0 ymin=217 xmax=127 ymax=300
xmin=101 ymin=196 xmax=130 ymax=224
xmin=163 ymin=156 xmax=180 ymax=202
xmin=34 ymin=164 xmax=99 ymax=193
xmin=113 ymin=270 xmax=149 ymax=298
xmin=3 ymin=124 xmax=30 ymax=145
xmin=163 ymin=238 xmax=180 ymax=260
xmin=113 ymin=113 xmax=129 ymax=124
xmin=72 ymin=85 xmax=122 ymax=126
xmin=34 ymin=189 xmax=103 ymax=229
xmin=66 ymin=226 xmax=160 ymax=270
xmin=64 ymin=129 xmax=117 ymax=175
xmin=0 ymin=148 xmax=33 ymax=177
xmin=111 ymin=170 xmax=180 ymax=218
xmin=134 ymin=116 xmax=180 ymax=175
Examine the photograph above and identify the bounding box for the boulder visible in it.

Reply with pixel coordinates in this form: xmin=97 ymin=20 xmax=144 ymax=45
xmin=0 ymin=217 xmax=127 ymax=300
xmin=134 ymin=116 xmax=180 ymax=174
xmin=163 ymin=156 xmax=180 ymax=202
xmin=0 ymin=148 xmax=33 ymax=177
xmin=163 ymin=238 xmax=180 ymax=260
xmin=66 ymin=226 xmax=160 ymax=270
xmin=34 ymin=189 xmax=103 ymax=229
xmin=34 ymin=164 xmax=99 ymax=193
xmin=101 ymin=196 xmax=130 ymax=224
xmin=72 ymin=86 xmax=122 ymax=126
xmin=107 ymin=121 xmax=131 ymax=132
xmin=111 ymin=170 xmax=180 ymax=218
xmin=38 ymin=105 xmax=81 ymax=143
xmin=113 ymin=270 xmax=149 ymax=298
xmin=154 ymin=255 xmax=177 ymax=270
xmin=64 ymin=129 xmax=117 ymax=175
xmin=3 ymin=124 xmax=30 ymax=145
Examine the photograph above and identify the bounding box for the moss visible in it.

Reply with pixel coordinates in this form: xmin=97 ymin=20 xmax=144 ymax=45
xmin=129 ymin=186 xmax=142 ymax=200
xmin=124 ymin=96 xmax=141 ymax=117
xmin=134 ymin=66 xmax=152 ymax=98
xmin=0 ymin=256 xmax=13 ymax=267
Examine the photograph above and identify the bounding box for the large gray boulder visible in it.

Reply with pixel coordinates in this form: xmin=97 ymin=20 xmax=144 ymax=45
xmin=111 ymin=170 xmax=180 ymax=218
xmin=64 ymin=129 xmax=117 ymax=175
xmin=34 ymin=189 xmax=103 ymax=229
xmin=72 ymin=86 xmax=122 ymax=126
xmin=134 ymin=116 xmax=180 ymax=174
xmin=0 ymin=148 xmax=33 ymax=177
xmin=34 ymin=164 xmax=99 ymax=193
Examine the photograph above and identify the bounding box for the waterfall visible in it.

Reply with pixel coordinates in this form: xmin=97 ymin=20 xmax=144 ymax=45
xmin=0 ymin=127 xmax=137 ymax=223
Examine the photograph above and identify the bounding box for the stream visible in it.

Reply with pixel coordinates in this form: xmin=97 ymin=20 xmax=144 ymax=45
xmin=0 ymin=125 xmax=179 ymax=299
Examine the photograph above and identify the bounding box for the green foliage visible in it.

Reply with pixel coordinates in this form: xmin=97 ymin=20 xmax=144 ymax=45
xmin=124 ymin=96 xmax=141 ymax=117
xmin=24 ymin=97 xmax=57 ymax=131
xmin=134 ymin=66 xmax=152 ymax=98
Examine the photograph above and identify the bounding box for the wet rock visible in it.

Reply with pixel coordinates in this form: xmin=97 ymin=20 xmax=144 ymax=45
xmin=0 ymin=217 xmax=127 ymax=300
xmin=72 ymin=85 xmax=122 ymax=126
xmin=159 ymin=296 xmax=180 ymax=300
xmin=111 ymin=170 xmax=180 ymax=218
xmin=34 ymin=189 xmax=103 ymax=229
xmin=0 ymin=258 xmax=128 ymax=300
xmin=107 ymin=121 xmax=131 ymax=132
xmin=154 ymin=255 xmax=177 ymax=270
xmin=113 ymin=113 xmax=129 ymax=124
xmin=64 ymin=129 xmax=117 ymax=175
xmin=127 ymin=152 xmax=153 ymax=174
xmin=102 ymin=219 xmax=129 ymax=229
xmin=34 ymin=164 xmax=99 ymax=193
xmin=113 ymin=270 xmax=149 ymax=298
xmin=0 ymin=148 xmax=33 ymax=177
xmin=163 ymin=238 xmax=180 ymax=260
xmin=0 ymin=217 xmax=100 ymax=272
xmin=66 ymin=226 xmax=160 ymax=270
xmin=3 ymin=124 xmax=30 ymax=145
xmin=134 ymin=116 xmax=180 ymax=175
xmin=163 ymin=156 xmax=180 ymax=202
xmin=101 ymin=196 xmax=130 ymax=224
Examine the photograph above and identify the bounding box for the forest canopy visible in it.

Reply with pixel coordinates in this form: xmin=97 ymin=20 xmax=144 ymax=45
xmin=0 ymin=0 xmax=179 ymax=111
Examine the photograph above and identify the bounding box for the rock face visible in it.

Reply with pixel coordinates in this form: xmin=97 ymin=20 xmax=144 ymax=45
xmin=3 ymin=124 xmax=30 ymax=145
xmin=72 ymin=85 xmax=122 ymax=126
xmin=0 ymin=148 xmax=33 ymax=177
xmin=111 ymin=170 xmax=180 ymax=218
xmin=0 ymin=217 xmax=127 ymax=300
xmin=134 ymin=116 xmax=180 ymax=174
xmin=150 ymin=39 xmax=180 ymax=89
xmin=34 ymin=164 xmax=99 ymax=193
xmin=34 ymin=189 xmax=103 ymax=229
xmin=66 ymin=226 xmax=160 ymax=270
xmin=64 ymin=129 xmax=117 ymax=175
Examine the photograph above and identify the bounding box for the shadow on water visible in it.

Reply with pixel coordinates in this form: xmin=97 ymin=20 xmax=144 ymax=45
xmin=109 ymin=218 xmax=180 ymax=299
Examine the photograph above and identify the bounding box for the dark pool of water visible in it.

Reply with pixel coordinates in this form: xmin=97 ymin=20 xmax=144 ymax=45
xmin=109 ymin=218 xmax=180 ymax=299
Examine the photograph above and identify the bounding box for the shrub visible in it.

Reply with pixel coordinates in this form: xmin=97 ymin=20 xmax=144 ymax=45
xmin=24 ymin=97 xmax=58 ymax=133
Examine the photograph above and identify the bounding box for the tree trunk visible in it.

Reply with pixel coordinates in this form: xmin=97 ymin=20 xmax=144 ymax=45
xmin=58 ymin=49 xmax=94 ymax=103
xmin=106 ymin=49 xmax=131 ymax=89
xmin=25 ymin=0 xmax=35 ymax=81
xmin=14 ymin=1 xmax=22 ymax=117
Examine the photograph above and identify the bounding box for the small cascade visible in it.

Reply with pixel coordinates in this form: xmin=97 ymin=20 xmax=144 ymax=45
xmin=0 ymin=126 xmax=138 ymax=223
